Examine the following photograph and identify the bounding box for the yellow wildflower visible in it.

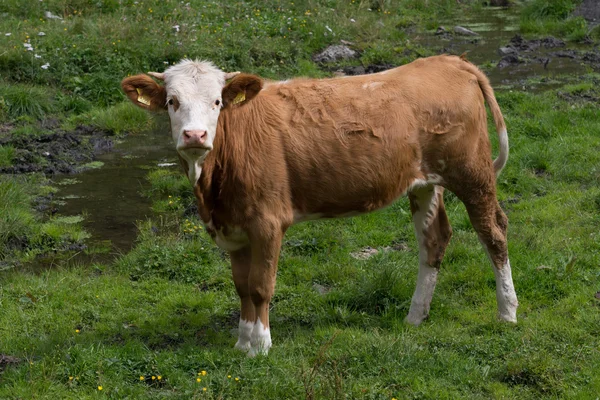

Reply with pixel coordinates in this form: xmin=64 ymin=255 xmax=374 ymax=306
xmin=196 ymin=377 xmax=201 ymax=382
xmin=157 ymin=376 xmax=162 ymax=380
xmin=69 ymin=376 xmax=73 ymax=380
xmin=98 ymin=386 xmax=103 ymax=391
xmin=75 ymin=329 xmax=80 ymax=333
xmin=152 ymin=376 xmax=156 ymax=380
xmin=140 ymin=376 xmax=145 ymax=381
xmin=201 ymin=370 xmax=207 ymax=376
xmin=203 ymin=387 xmax=207 ymax=391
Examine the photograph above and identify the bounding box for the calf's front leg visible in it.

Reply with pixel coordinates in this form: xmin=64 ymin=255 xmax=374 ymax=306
xmin=230 ymin=247 xmax=255 ymax=352
xmin=247 ymin=220 xmax=285 ymax=357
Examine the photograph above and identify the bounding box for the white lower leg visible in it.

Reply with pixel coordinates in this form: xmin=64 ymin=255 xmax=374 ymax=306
xmin=406 ymin=263 xmax=439 ymax=325
xmin=248 ymin=317 xmax=272 ymax=357
xmin=494 ymin=259 xmax=518 ymax=323
xmin=234 ymin=319 xmax=254 ymax=352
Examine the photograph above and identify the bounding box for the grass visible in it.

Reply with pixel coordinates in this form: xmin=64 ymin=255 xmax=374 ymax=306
xmin=520 ymin=0 xmax=589 ymax=41
xmin=1 ymin=81 xmax=599 ymax=399
xmin=0 ymin=145 xmax=16 ymax=167
xmin=1 ymin=0 xmax=600 ymax=398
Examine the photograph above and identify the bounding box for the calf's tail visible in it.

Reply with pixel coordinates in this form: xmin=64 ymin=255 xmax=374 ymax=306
xmin=460 ymin=60 xmax=509 ymax=176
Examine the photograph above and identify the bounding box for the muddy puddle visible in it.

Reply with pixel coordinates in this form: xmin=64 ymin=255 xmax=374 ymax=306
xmin=53 ymin=124 xmax=176 ymax=258
xmin=413 ymin=6 xmax=598 ymax=89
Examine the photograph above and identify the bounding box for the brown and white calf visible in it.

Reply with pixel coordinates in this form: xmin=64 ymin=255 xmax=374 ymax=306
xmin=121 ymin=55 xmax=518 ymax=356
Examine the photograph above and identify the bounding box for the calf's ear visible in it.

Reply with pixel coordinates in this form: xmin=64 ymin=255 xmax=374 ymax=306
xmin=121 ymin=74 xmax=167 ymax=112
xmin=221 ymin=74 xmax=263 ymax=108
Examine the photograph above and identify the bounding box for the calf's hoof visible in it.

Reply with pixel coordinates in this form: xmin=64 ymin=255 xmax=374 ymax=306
xmin=234 ymin=340 xmax=252 ymax=353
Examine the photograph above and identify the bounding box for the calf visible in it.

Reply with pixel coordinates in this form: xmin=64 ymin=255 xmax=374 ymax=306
xmin=121 ymin=55 xmax=518 ymax=356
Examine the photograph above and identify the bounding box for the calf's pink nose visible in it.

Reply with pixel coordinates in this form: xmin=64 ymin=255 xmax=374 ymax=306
xmin=182 ymin=130 xmax=207 ymax=146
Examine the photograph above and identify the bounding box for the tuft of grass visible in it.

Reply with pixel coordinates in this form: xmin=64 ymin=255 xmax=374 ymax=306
xmin=0 ymin=145 xmax=16 ymax=167
xmin=71 ymin=102 xmax=153 ymax=135
xmin=521 ymin=0 xmax=578 ymax=20
xmin=0 ymin=84 xmax=55 ymax=120
xmin=0 ymin=178 xmax=36 ymax=260
xmin=520 ymin=0 xmax=588 ymax=40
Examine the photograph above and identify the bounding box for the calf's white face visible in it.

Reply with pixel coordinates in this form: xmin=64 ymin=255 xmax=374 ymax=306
xmin=162 ymin=61 xmax=226 ymax=176
xmin=121 ymin=59 xmax=240 ymax=184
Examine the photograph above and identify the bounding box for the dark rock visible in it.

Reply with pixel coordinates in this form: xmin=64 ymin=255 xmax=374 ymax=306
xmin=540 ymin=36 xmax=566 ymax=48
xmin=583 ymin=52 xmax=600 ymax=63
xmin=497 ymin=54 xmax=522 ymax=68
xmin=342 ymin=66 xmax=366 ymax=76
xmin=552 ymin=50 xmax=577 ymax=59
xmin=435 ymin=26 xmax=447 ymax=36
xmin=364 ymin=64 xmax=394 ymax=74
xmin=498 ymin=46 xmax=517 ymax=56
xmin=488 ymin=0 xmax=511 ymax=5
xmin=313 ymin=45 xmax=358 ymax=63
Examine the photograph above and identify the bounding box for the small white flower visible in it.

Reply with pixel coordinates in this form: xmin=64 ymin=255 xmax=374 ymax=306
xmin=23 ymin=43 xmax=33 ymax=48
xmin=350 ymin=18 xmax=356 ymax=23
xmin=172 ymin=25 xmax=180 ymax=32
xmin=41 ymin=63 xmax=50 ymax=69
xmin=163 ymin=61 xmax=169 ymax=64
xmin=5 ymin=33 xmax=11 ymax=36
xmin=325 ymin=25 xmax=333 ymax=33
xmin=45 ymin=11 xmax=63 ymax=20
xmin=38 ymin=32 xmax=46 ymax=36
xmin=35 ymin=54 xmax=42 ymax=58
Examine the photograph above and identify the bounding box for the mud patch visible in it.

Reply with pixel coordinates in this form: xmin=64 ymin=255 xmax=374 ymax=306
xmin=504 ymin=35 xmax=565 ymax=53
xmin=496 ymin=35 xmax=600 ymax=71
xmin=557 ymin=90 xmax=600 ymax=103
xmin=0 ymin=355 xmax=21 ymax=373
xmin=0 ymin=124 xmax=113 ymax=175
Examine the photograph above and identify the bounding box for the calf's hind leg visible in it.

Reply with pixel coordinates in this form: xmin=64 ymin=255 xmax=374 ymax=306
xmin=405 ymin=185 xmax=453 ymax=326
xmin=460 ymin=193 xmax=518 ymax=322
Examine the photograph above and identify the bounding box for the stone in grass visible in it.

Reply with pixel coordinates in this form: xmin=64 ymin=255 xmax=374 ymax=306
xmin=313 ymin=45 xmax=358 ymax=63
xmin=312 ymin=283 xmax=331 ymax=296
xmin=350 ymin=246 xmax=378 ymax=260
xmin=454 ymin=26 xmax=479 ymax=36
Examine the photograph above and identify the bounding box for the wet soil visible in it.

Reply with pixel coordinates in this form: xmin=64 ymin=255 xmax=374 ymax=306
xmin=496 ymin=35 xmax=600 ymax=71
xmin=0 ymin=124 xmax=113 ymax=175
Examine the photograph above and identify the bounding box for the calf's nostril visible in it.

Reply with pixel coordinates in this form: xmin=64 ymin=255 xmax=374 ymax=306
xmin=183 ymin=130 xmax=191 ymax=139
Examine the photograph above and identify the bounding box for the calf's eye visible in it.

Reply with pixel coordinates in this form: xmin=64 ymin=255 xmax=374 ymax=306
xmin=215 ymin=99 xmax=220 ymax=106
xmin=168 ymin=99 xmax=174 ymax=105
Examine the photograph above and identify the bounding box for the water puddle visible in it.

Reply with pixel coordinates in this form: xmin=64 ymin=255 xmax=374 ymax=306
xmin=54 ymin=124 xmax=176 ymax=260
xmin=413 ymin=6 xmax=596 ymax=88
